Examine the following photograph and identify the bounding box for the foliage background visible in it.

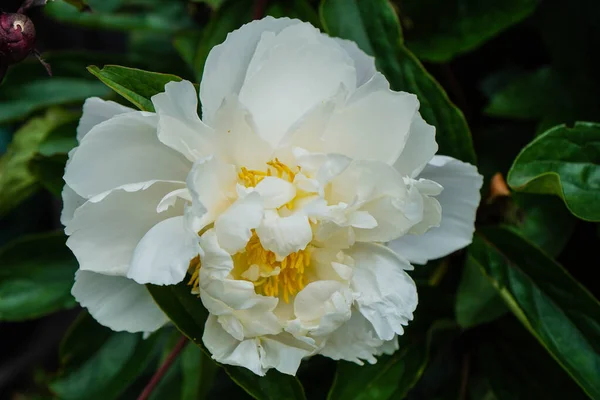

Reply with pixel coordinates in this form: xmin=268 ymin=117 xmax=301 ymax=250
xmin=1 ymin=0 xmax=599 ymax=399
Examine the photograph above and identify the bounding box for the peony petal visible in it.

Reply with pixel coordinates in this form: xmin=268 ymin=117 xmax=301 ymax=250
xmin=198 ymin=228 xmax=234 ymax=280
xmin=127 ymin=216 xmax=198 ymax=285
xmin=65 ymin=112 xmax=190 ymax=198
xmin=255 ymin=210 xmax=312 ymax=258
xmin=72 ymin=270 xmax=168 ymax=333
xmin=238 ymin=23 xmax=356 ymax=147
xmin=393 ymin=113 xmax=438 ymax=178
xmin=77 ymin=97 xmax=133 ymax=141
xmin=322 ymin=78 xmax=419 ymax=164
xmin=60 ymin=184 xmax=85 ymax=226
xmin=215 ymin=192 xmax=264 ymax=254
xmin=259 ymin=334 xmax=316 ymax=375
xmin=253 ymin=177 xmax=296 ymax=209
xmin=388 ymin=156 xmax=483 ymax=264
xmin=152 ymin=80 xmax=217 ymax=162
xmin=333 ymin=38 xmax=377 ymax=87
xmin=201 ymin=17 xmax=301 ymax=126
xmin=65 ymin=181 xmax=185 ymax=276
xmin=348 ymin=243 xmax=417 ymax=341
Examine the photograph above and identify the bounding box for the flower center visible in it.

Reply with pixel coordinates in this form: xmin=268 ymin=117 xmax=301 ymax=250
xmin=238 ymin=158 xmax=297 ymax=187
xmin=236 ymin=231 xmax=309 ymax=303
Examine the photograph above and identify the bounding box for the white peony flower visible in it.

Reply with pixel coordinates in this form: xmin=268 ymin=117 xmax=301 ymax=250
xmin=63 ymin=17 xmax=483 ymax=376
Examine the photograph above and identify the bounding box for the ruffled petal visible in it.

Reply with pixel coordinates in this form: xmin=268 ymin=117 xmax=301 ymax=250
xmin=393 ymin=113 xmax=438 ymax=178
xmin=255 ymin=210 xmax=312 ymax=258
xmin=215 ymin=192 xmax=264 ymax=254
xmin=77 ymin=97 xmax=134 ymax=141
xmin=72 ymin=270 xmax=168 ymax=333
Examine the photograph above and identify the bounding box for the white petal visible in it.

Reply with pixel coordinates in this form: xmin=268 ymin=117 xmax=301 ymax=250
xmin=253 ymin=177 xmax=296 ymax=209
xmin=201 ymin=17 xmax=301 ymax=125
xmin=333 ymin=38 xmax=377 ymax=87
xmin=72 ymin=270 xmax=168 ymax=333
xmin=388 ymin=156 xmax=483 ymax=264
xmin=376 ymin=336 xmax=399 ymax=356
xmin=213 ymin=96 xmax=273 ymax=170
xmin=322 ymin=78 xmax=419 ymax=164
xmin=348 ymin=243 xmax=417 ymax=341
xmin=215 ymin=192 xmax=264 ymax=254
xmin=65 ymin=181 xmax=185 ymax=276
xmin=157 ymin=188 xmax=191 ymax=213
xmin=198 ymin=228 xmax=234 ymax=280
xmin=319 ymin=310 xmax=384 ymax=365
xmin=65 ymin=112 xmax=190 ymax=198
xmin=255 ymin=210 xmax=312 ymax=258
xmin=77 ymin=97 xmax=133 ymax=141
xmin=308 ymin=248 xmax=354 ymax=283
xmin=127 ymin=216 xmax=198 ymax=285
xmin=259 ymin=334 xmax=316 ymax=375
xmin=393 ymin=113 xmax=438 ymax=178
xmin=186 ymin=156 xmax=237 ymax=229
xmin=152 ymin=80 xmax=217 ymax=162
xmin=60 ymin=184 xmax=85 ymax=226
xmin=238 ymin=23 xmax=356 ymax=147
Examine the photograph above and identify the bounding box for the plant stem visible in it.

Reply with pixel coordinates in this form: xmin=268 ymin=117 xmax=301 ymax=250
xmin=137 ymin=335 xmax=189 ymax=400
xmin=253 ymin=0 xmax=268 ymax=20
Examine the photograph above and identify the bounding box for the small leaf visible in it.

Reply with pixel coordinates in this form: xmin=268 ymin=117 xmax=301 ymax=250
xmin=472 ymin=226 xmax=600 ymax=398
xmin=402 ymin=0 xmax=539 ymax=62
xmin=507 ymin=122 xmax=600 ymax=221
xmin=0 ymin=109 xmax=78 ymax=216
xmin=319 ymin=0 xmax=476 ymax=164
xmin=87 ymin=65 xmax=183 ymax=112
xmin=148 ymin=281 xmax=307 ymax=400
xmin=455 ymin=258 xmax=508 ymax=329
xmin=0 ymin=232 xmax=77 ymax=321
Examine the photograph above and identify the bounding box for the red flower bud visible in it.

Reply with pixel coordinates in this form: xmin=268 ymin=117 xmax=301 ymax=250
xmin=0 ymin=12 xmax=36 ymax=65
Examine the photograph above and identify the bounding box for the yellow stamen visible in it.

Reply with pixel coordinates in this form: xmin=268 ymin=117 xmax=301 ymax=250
xmin=187 ymin=255 xmax=201 ymax=290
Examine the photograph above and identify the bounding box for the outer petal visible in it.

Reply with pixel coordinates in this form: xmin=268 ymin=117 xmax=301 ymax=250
xmin=319 ymin=311 xmax=385 ymax=365
xmin=152 ymin=80 xmax=217 ymax=162
xmin=388 ymin=156 xmax=483 ymax=264
xmin=60 ymin=184 xmax=85 ymax=226
xmin=77 ymin=97 xmax=133 ymax=141
xmin=333 ymin=38 xmax=377 ymax=87
xmin=348 ymin=243 xmax=417 ymax=341
xmin=393 ymin=113 xmax=438 ymax=178
xmin=65 ymin=181 xmax=185 ymax=276
xmin=321 ymin=78 xmax=419 ymax=164
xmin=72 ymin=270 xmax=168 ymax=333
xmin=200 ymin=17 xmax=301 ymax=125
xmin=255 ymin=210 xmax=312 ymax=258
xmin=127 ymin=216 xmax=199 ymax=285
xmin=65 ymin=112 xmax=190 ymax=198
xmin=238 ymin=23 xmax=356 ymax=147
xmin=215 ymin=192 xmax=264 ymax=254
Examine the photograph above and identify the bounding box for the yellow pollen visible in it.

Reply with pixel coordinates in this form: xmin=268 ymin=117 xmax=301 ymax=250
xmin=187 ymin=255 xmax=201 ymax=290
xmin=240 ymin=231 xmax=310 ymax=303
xmin=238 ymin=158 xmax=298 ymax=188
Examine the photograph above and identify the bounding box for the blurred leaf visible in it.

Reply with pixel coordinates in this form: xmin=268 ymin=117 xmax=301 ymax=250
xmin=191 ymin=0 xmax=225 ymax=8
xmin=402 ymin=0 xmax=539 ymax=62
xmin=320 ymin=0 xmax=476 ymax=164
xmin=148 ymin=280 xmax=307 ymax=400
xmin=471 ymin=319 xmax=588 ymax=400
xmin=455 ymin=258 xmax=508 ymax=329
xmin=0 ymin=232 xmax=77 ymax=321
xmin=0 ymin=78 xmax=109 ymax=124
xmin=267 ymin=0 xmax=321 ymax=28
xmin=46 ymin=0 xmax=192 ymax=32
xmin=0 ymin=109 xmax=78 ymax=217
xmin=29 ymin=153 xmax=69 ymax=196
xmin=193 ymin=0 xmax=253 ymax=82
xmin=59 ymin=312 xmax=113 ymax=370
xmin=180 ymin=344 xmax=218 ymax=400
xmin=88 ymin=65 xmax=183 ymax=111
xmin=472 ymin=227 xmax=600 ymax=398
xmin=174 ymin=31 xmax=203 ymax=74
xmin=328 ymin=322 xmax=452 ymax=400
xmin=507 ymin=122 xmax=600 ymax=221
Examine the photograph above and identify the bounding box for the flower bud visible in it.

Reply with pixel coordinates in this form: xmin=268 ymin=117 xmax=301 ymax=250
xmin=0 ymin=12 xmax=36 ymax=65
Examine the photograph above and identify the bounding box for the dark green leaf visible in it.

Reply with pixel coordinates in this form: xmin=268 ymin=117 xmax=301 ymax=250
xmin=507 ymin=122 xmax=600 ymax=221
xmin=455 ymin=258 xmax=508 ymax=329
xmin=0 ymin=109 xmax=78 ymax=217
xmin=266 ymin=0 xmax=321 ymax=28
xmin=402 ymin=0 xmax=539 ymax=62
xmin=148 ymin=281 xmax=307 ymax=400
xmin=0 ymin=78 xmax=109 ymax=124
xmin=88 ymin=65 xmax=183 ymax=112
xmin=0 ymin=232 xmax=77 ymax=321
xmin=472 ymin=226 xmax=600 ymax=398
xmin=29 ymin=153 xmax=69 ymax=196
xmin=319 ymin=0 xmax=476 ymax=164
xmin=181 ymin=344 xmax=218 ymax=400
xmin=59 ymin=312 xmax=113 ymax=370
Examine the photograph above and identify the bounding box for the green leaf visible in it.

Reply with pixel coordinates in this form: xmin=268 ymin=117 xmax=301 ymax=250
xmin=181 ymin=344 xmax=218 ymax=400
xmin=192 ymin=0 xmax=253 ymax=82
xmin=472 ymin=226 xmax=600 ymax=398
xmin=0 ymin=109 xmax=78 ymax=217
xmin=455 ymin=257 xmax=508 ymax=329
xmin=266 ymin=0 xmax=321 ymax=28
xmin=88 ymin=65 xmax=183 ymax=112
xmin=147 ymin=281 xmax=307 ymax=400
xmin=0 ymin=78 xmax=109 ymax=124
xmin=319 ymin=0 xmax=476 ymax=164
xmin=0 ymin=232 xmax=77 ymax=321
xmin=29 ymin=153 xmax=69 ymax=196
xmin=507 ymin=122 xmax=600 ymax=221
xmin=51 ymin=318 xmax=160 ymax=400
xmin=402 ymin=0 xmax=539 ymax=62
